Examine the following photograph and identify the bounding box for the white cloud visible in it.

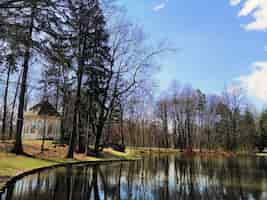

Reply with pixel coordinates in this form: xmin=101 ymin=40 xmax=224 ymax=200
xmin=153 ymin=0 xmax=169 ymax=12
xmin=230 ymin=1 xmax=267 ymax=103
xmin=230 ymin=0 xmax=241 ymax=6
xmin=153 ymin=3 xmax=166 ymax=11
xmin=239 ymin=62 xmax=267 ymax=102
xmin=231 ymin=0 xmax=267 ymax=31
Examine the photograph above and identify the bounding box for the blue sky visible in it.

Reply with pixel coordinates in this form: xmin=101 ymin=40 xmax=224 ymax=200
xmin=118 ymin=0 xmax=267 ymax=107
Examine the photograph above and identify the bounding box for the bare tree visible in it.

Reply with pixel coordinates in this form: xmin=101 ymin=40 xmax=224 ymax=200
xmin=85 ymin=11 xmax=166 ymax=152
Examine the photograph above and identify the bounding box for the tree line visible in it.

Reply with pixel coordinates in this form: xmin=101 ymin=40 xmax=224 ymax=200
xmin=121 ymin=82 xmax=267 ymax=152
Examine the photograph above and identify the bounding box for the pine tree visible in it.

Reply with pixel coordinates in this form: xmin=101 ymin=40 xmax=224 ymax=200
xmin=43 ymin=35 xmax=74 ymax=144
xmin=240 ymin=108 xmax=256 ymax=150
xmin=0 ymin=0 xmax=61 ymax=154
xmin=1 ymin=51 xmax=18 ymax=138
xmin=57 ymin=0 xmax=110 ymax=157
xmin=84 ymin=1 xmax=111 ymax=153
xmin=257 ymin=110 xmax=267 ymax=152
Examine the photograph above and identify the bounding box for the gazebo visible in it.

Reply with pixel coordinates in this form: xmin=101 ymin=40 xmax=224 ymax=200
xmin=22 ymin=98 xmax=61 ymax=140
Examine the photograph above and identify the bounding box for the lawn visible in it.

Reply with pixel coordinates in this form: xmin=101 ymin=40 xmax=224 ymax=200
xmin=0 ymin=140 xmax=141 ymax=191
xmin=0 ymin=140 xmax=184 ymax=192
xmin=0 ymin=152 xmax=56 ymax=191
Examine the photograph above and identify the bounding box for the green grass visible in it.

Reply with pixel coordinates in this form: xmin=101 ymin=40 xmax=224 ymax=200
xmin=0 ymin=152 xmax=57 ymax=192
xmin=0 ymin=152 xmax=55 ymax=176
xmin=104 ymin=148 xmax=141 ymax=160
xmin=0 ymin=145 xmax=180 ymax=192
xmin=127 ymin=147 xmax=181 ymax=156
xmin=0 ymin=148 xmax=141 ymax=192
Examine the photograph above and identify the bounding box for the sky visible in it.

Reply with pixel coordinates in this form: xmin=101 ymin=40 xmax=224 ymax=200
xmin=118 ymin=0 xmax=267 ymax=108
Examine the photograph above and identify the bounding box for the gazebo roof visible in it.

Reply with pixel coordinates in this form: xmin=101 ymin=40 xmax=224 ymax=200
xmin=28 ymin=99 xmax=60 ymax=117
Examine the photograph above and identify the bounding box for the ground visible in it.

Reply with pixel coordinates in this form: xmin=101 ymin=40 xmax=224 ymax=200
xmin=0 ymin=140 xmax=181 ymax=191
xmin=0 ymin=140 xmax=140 ymax=191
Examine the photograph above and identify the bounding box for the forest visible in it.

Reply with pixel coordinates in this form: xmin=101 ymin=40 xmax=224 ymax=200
xmin=0 ymin=0 xmax=266 ymax=159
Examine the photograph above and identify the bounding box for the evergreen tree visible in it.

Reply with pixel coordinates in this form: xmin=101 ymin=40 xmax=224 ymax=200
xmin=59 ymin=0 xmax=110 ymax=157
xmin=240 ymin=108 xmax=256 ymax=150
xmin=257 ymin=110 xmax=267 ymax=152
xmin=83 ymin=1 xmax=110 ymax=153
xmin=43 ymin=36 xmax=74 ymax=144
xmin=0 ymin=0 xmax=61 ymax=154
xmin=1 ymin=51 xmax=18 ymax=138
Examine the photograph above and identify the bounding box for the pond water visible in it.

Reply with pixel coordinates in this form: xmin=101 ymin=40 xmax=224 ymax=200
xmin=1 ymin=154 xmax=267 ymax=200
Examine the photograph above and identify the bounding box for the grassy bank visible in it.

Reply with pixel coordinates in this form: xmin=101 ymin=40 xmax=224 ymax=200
xmin=0 ymin=140 xmax=141 ymax=192
xmin=0 ymin=141 xmax=183 ymax=191
xmin=0 ymin=152 xmax=56 ymax=190
xmin=1 ymin=141 xmax=260 ymax=192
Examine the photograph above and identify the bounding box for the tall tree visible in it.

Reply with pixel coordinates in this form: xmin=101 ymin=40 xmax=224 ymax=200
xmin=257 ymin=110 xmax=267 ymax=152
xmin=196 ymin=89 xmax=206 ymax=150
xmin=1 ymin=53 xmax=17 ymax=138
xmin=9 ymin=71 xmax=21 ymax=139
xmin=0 ymin=0 xmax=61 ymax=154
xmin=85 ymin=9 xmax=167 ymax=152
xmin=156 ymin=98 xmax=170 ymax=148
xmin=43 ymin=35 xmax=74 ymax=144
xmin=60 ymin=0 xmax=110 ymax=157
xmin=240 ymin=107 xmax=256 ymax=150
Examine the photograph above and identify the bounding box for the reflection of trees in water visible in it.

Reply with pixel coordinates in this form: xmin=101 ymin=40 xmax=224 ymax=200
xmin=171 ymin=156 xmax=267 ymax=200
xmin=2 ymin=165 xmax=96 ymax=200
xmin=2 ymin=156 xmax=267 ymax=200
xmin=149 ymin=155 xmax=267 ymax=200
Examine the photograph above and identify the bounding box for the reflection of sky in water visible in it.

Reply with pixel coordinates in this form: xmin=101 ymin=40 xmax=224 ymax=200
xmin=2 ymin=155 xmax=267 ymax=200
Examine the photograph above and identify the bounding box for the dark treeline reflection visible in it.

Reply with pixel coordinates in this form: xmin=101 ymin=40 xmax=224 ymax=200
xmin=1 ymin=155 xmax=267 ymax=200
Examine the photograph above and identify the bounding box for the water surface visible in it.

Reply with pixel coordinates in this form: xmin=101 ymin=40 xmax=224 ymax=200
xmin=1 ymin=154 xmax=267 ymax=200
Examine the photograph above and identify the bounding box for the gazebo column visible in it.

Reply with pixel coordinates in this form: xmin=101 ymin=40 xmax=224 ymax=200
xmin=57 ymin=119 xmax=61 ymax=140
xmin=55 ymin=120 xmax=58 ymax=140
xmin=41 ymin=116 xmax=47 ymax=152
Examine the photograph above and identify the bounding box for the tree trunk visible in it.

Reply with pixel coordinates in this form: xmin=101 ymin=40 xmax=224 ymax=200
xmin=2 ymin=64 xmax=11 ymax=139
xmin=120 ymin=106 xmax=124 ymax=145
xmin=60 ymin=100 xmax=66 ymax=144
xmin=77 ymin=110 xmax=85 ymax=153
xmin=163 ymin=104 xmax=169 ymax=148
xmin=9 ymin=72 xmax=21 ymax=139
xmin=41 ymin=116 xmax=47 ymax=152
xmin=13 ymin=49 xmax=30 ymax=154
xmin=13 ymin=53 xmax=30 ymax=154
xmin=67 ymin=65 xmax=83 ymax=158
xmin=94 ymin=123 xmax=104 ymax=153
xmin=67 ymin=28 xmax=87 ymax=156
xmin=12 ymin=5 xmax=35 ymax=155
xmin=186 ymin=113 xmax=192 ymax=151
xmin=55 ymin=70 xmax=60 ymax=110
xmin=142 ymin=118 xmax=145 ymax=147
xmin=85 ymin=111 xmax=90 ymax=155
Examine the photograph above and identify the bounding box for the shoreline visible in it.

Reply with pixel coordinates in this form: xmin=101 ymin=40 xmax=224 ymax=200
xmin=0 ymin=142 xmax=263 ymax=194
xmin=0 ymin=142 xmax=180 ymax=193
xmin=0 ymin=157 xmax=138 ymax=195
xmin=0 ymin=140 xmax=143 ymax=193
xmin=0 ymin=146 xmax=180 ymax=193
xmin=179 ymin=149 xmax=259 ymax=157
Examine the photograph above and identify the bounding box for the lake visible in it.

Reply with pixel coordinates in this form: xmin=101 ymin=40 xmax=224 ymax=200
xmin=1 ymin=154 xmax=267 ymax=200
